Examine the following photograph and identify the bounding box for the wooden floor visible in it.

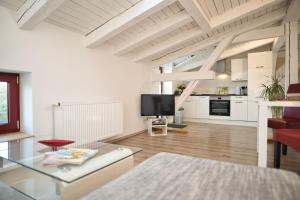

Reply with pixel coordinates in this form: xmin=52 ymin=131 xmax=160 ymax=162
xmin=115 ymin=122 xmax=300 ymax=174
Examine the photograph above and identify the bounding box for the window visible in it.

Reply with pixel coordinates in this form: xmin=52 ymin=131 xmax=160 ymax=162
xmin=0 ymin=73 xmax=20 ymax=133
xmin=159 ymin=64 xmax=173 ymax=94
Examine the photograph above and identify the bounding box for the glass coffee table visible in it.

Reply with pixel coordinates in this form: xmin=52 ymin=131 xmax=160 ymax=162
xmin=0 ymin=137 xmax=141 ymax=199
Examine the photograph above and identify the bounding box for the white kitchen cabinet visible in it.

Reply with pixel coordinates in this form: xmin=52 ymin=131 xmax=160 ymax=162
xmin=196 ymin=96 xmax=209 ymax=118
xmin=231 ymin=100 xmax=247 ymax=121
xmin=183 ymin=99 xmax=197 ymax=118
xmin=183 ymin=96 xmax=209 ymax=119
xmin=247 ymin=100 xmax=259 ymax=121
xmin=231 ymin=59 xmax=248 ymax=81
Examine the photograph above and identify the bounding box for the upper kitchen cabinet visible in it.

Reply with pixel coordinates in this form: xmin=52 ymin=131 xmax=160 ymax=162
xmin=231 ymin=59 xmax=248 ymax=81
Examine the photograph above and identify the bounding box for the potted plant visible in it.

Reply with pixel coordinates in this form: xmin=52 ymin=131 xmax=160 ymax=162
xmin=174 ymin=84 xmax=186 ymax=95
xmin=260 ymin=74 xmax=285 ymax=118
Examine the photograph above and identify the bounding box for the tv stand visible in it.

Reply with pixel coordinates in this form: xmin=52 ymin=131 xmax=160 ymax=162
xmin=148 ymin=117 xmax=167 ymax=136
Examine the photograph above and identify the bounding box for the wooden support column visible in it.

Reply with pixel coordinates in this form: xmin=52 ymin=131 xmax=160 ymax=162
xmin=289 ymin=21 xmax=298 ymax=84
xmin=272 ymin=36 xmax=285 ymax=75
xmin=285 ymin=21 xmax=299 ymax=93
xmin=285 ymin=23 xmax=290 ymax=93
xmin=175 ymin=35 xmax=235 ymax=110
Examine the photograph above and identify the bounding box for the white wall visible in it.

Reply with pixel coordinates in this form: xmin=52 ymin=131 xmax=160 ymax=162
xmin=0 ymin=7 xmax=152 ymax=138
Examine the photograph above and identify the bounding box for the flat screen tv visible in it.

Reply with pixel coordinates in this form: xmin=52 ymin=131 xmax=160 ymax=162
xmin=141 ymin=94 xmax=175 ymax=117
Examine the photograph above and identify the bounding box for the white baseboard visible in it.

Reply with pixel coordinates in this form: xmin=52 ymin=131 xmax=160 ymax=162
xmin=184 ymin=118 xmax=258 ymax=127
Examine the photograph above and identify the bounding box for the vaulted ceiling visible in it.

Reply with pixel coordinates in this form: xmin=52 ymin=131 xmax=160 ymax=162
xmin=0 ymin=0 xmax=296 ymax=66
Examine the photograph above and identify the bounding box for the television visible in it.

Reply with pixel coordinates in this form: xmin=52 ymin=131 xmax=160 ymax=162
xmin=141 ymin=94 xmax=175 ymax=117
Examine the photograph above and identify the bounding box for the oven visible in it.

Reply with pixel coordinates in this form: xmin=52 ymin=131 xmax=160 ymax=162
xmin=209 ymin=96 xmax=230 ymax=116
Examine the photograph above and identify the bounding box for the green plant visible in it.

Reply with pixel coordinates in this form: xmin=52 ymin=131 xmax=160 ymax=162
xmin=260 ymin=74 xmax=285 ymax=118
xmin=174 ymin=84 xmax=186 ymax=95
xmin=177 ymin=84 xmax=186 ymax=91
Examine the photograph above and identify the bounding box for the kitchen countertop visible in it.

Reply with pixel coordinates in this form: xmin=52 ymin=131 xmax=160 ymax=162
xmin=190 ymin=94 xmax=247 ymax=96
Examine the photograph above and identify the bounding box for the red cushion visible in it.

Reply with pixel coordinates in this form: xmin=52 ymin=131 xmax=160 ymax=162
xmin=38 ymin=139 xmax=74 ymax=147
xmin=287 ymin=83 xmax=300 ymax=94
xmin=273 ymin=129 xmax=300 ymax=152
xmin=285 ymin=118 xmax=300 ymax=128
xmin=268 ymin=118 xmax=287 ymax=129
xmin=283 ymin=107 xmax=300 ymax=121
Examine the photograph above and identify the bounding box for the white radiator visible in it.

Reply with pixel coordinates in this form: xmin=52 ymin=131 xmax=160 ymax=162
xmin=53 ymin=102 xmax=123 ymax=145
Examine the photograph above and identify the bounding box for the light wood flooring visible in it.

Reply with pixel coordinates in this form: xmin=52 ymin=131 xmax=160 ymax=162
xmin=115 ymin=122 xmax=300 ymax=174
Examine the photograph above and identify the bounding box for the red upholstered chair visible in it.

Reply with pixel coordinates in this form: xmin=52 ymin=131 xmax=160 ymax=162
xmin=273 ymin=129 xmax=300 ymax=168
xmin=268 ymin=83 xmax=300 ymax=155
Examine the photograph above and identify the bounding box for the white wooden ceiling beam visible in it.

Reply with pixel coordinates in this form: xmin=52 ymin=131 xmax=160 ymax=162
xmin=220 ymin=38 xmax=275 ymax=59
xmin=115 ymin=11 xmax=193 ymax=56
xmin=175 ymin=35 xmax=235 ymax=110
xmin=209 ymin=0 xmax=285 ymax=29
xmin=150 ymin=70 xmax=215 ymax=81
xmin=174 ymin=59 xmax=207 ymax=72
xmin=134 ymin=27 xmax=203 ymax=62
xmin=83 ymin=0 xmax=176 ymax=48
xmin=178 ymin=0 xmax=211 ymax=31
xmin=175 ymin=38 xmax=275 ymax=72
xmin=233 ymin=25 xmax=284 ymax=43
xmin=285 ymin=0 xmax=300 ymax=22
xmin=152 ymin=8 xmax=286 ymax=66
xmin=16 ymin=0 xmax=65 ymax=30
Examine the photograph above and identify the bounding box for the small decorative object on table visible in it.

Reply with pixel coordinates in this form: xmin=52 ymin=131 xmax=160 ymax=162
xmin=38 ymin=139 xmax=74 ymax=151
xmin=43 ymin=148 xmax=98 ymax=166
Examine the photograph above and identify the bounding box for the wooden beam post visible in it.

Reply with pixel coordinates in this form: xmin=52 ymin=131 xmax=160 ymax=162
xmin=284 ymin=21 xmax=299 ymax=93
xmin=289 ymin=21 xmax=299 ymax=84
xmin=175 ymin=35 xmax=235 ymax=110
xmin=272 ymin=36 xmax=285 ymax=75
xmin=150 ymin=71 xmax=215 ymax=81
xmin=285 ymin=23 xmax=290 ymax=93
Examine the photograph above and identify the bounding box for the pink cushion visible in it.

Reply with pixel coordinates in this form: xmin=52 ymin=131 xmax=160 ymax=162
xmin=273 ymin=129 xmax=300 ymax=152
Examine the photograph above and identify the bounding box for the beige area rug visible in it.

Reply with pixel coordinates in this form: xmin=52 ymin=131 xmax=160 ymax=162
xmin=0 ymin=132 xmax=34 ymax=143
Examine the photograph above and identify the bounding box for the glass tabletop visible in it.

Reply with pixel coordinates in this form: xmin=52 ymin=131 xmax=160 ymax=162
xmin=0 ymin=137 xmax=141 ymax=183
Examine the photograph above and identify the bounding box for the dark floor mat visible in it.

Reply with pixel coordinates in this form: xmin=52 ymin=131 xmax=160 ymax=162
xmin=168 ymin=124 xmax=187 ymax=129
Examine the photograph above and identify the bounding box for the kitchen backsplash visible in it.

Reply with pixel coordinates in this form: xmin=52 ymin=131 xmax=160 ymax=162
xmin=193 ymin=79 xmax=247 ymax=94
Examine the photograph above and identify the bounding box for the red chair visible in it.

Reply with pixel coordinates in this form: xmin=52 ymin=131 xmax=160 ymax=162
xmin=273 ymin=129 xmax=300 ymax=168
xmin=268 ymin=83 xmax=300 ymax=155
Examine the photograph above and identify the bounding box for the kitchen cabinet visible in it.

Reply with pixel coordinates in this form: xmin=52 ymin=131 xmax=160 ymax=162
xmin=231 ymin=97 xmax=247 ymax=121
xmin=183 ymin=96 xmax=209 ymax=119
xmin=183 ymin=98 xmax=197 ymax=118
xmin=197 ymin=96 xmax=209 ymax=118
xmin=247 ymin=100 xmax=259 ymax=121
xmin=231 ymin=59 xmax=248 ymax=81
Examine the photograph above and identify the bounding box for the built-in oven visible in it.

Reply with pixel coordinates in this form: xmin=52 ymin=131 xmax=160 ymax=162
xmin=209 ymin=96 xmax=230 ymax=116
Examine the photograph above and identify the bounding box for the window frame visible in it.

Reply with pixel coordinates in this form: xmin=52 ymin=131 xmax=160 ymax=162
xmin=0 ymin=73 xmax=20 ymax=134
